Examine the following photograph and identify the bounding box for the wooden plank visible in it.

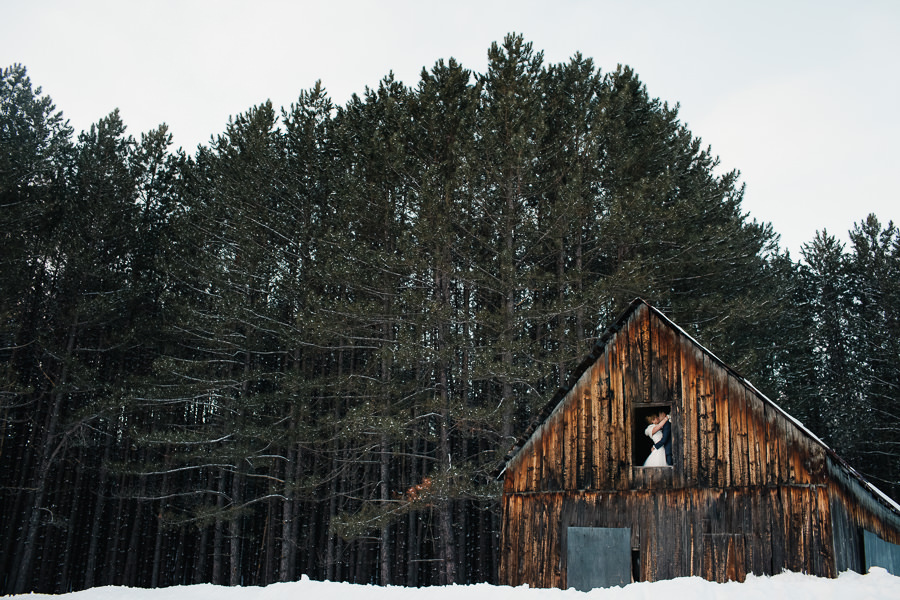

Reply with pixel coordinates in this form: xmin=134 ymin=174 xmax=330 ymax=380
xmin=528 ymin=425 xmax=538 ymax=493
xmin=630 ymin=308 xmax=644 ymax=404
xmin=698 ymin=352 xmax=715 ymax=486
xmin=763 ymin=403 xmax=776 ymax=485
xmin=552 ymin=408 xmax=564 ymax=491
xmin=701 ymin=534 xmax=714 ymax=581
xmin=734 ymin=382 xmax=749 ymax=487
xmin=666 ymin=493 xmax=681 ymax=580
xmin=727 ymin=534 xmax=746 ymax=582
xmin=572 ymin=379 xmax=581 ymax=489
xmin=790 ymin=487 xmax=805 ymax=572
xmin=537 ymin=499 xmax=549 ymax=586
xmin=621 ymin=335 xmax=632 ymax=489
xmin=505 ymin=494 xmax=522 ymax=585
xmin=522 ymin=495 xmax=536 ymax=584
xmin=815 ymin=486 xmax=833 ymax=577
xmin=690 ymin=517 xmax=700 ymax=576
xmin=729 ymin=382 xmax=742 ymax=487
xmin=563 ymin=386 xmax=573 ymax=490
xmin=681 ymin=335 xmax=699 ymax=485
xmin=640 ymin=306 xmax=650 ymax=403
xmin=650 ymin=312 xmax=664 ymax=404
xmin=539 ymin=420 xmax=549 ymax=492
xmin=668 ymin=325 xmax=684 ymax=485
xmin=774 ymin=486 xmax=790 ymax=571
xmin=589 ymin=362 xmax=600 ymax=490
xmin=550 ymin=493 xmax=563 ymax=587
xmin=623 ymin=308 xmax=646 ymax=406
xmin=745 ymin=389 xmax=761 ymax=487
xmin=567 ymin=383 xmax=578 ymax=490
xmin=715 ymin=367 xmax=730 ymax=488
xmin=498 ymin=496 xmax=509 ymax=583
xmin=777 ymin=414 xmax=791 ymax=484
xmin=605 ymin=345 xmax=617 ymax=488
xmin=593 ymin=358 xmax=605 ymax=490
xmin=800 ymin=487 xmax=813 ymax=573
xmin=533 ymin=429 xmax=542 ymax=492
xmin=578 ymin=371 xmax=594 ymax=489
xmin=749 ymin=490 xmax=765 ymax=575
xmin=738 ymin=491 xmax=753 ymax=575
xmin=768 ymin=408 xmax=781 ymax=484
xmin=786 ymin=427 xmax=799 ymax=484
xmin=579 ymin=376 xmax=589 ymax=490
xmin=609 ymin=337 xmax=626 ymax=488
xmin=621 ymin=315 xmax=636 ymax=407
xmin=510 ymin=445 xmax=522 ymax=493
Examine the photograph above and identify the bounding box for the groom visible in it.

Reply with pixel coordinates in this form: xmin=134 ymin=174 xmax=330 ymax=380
xmin=654 ymin=411 xmax=673 ymax=465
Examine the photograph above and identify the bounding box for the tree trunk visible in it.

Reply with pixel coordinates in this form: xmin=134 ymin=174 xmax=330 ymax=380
xmin=229 ymin=464 xmax=243 ymax=586
xmin=279 ymin=443 xmax=296 ymax=581
xmin=58 ymin=445 xmax=85 ymax=591
xmin=104 ymin=492 xmax=126 ymax=585
xmin=379 ymin=433 xmax=391 ymax=585
xmin=123 ymin=475 xmax=147 ymax=585
xmin=83 ymin=441 xmax=110 ymax=589
xmin=212 ymin=469 xmax=226 ymax=585
xmin=151 ymin=455 xmax=171 ymax=588
xmin=13 ymin=316 xmax=78 ymax=593
xmin=437 ymin=365 xmax=456 ymax=585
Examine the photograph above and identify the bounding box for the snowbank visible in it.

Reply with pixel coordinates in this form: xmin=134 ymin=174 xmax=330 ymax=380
xmin=9 ymin=569 xmax=897 ymax=600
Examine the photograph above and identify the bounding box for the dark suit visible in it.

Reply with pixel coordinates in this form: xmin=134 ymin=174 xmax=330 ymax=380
xmin=654 ymin=420 xmax=673 ymax=465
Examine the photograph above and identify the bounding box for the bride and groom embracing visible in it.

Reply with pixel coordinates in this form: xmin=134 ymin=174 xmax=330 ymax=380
xmin=643 ymin=411 xmax=673 ymax=467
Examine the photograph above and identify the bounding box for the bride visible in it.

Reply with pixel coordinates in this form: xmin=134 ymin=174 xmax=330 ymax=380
xmin=643 ymin=413 xmax=669 ymax=467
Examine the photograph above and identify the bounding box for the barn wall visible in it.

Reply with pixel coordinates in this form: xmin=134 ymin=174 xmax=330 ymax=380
xmin=826 ymin=456 xmax=900 ymax=574
xmin=503 ymin=305 xmax=827 ymax=497
xmin=500 ymin=301 xmax=900 ymax=587
xmin=499 ymin=485 xmax=835 ymax=587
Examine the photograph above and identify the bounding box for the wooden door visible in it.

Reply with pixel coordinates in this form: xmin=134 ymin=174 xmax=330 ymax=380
xmin=566 ymin=526 xmax=632 ymax=590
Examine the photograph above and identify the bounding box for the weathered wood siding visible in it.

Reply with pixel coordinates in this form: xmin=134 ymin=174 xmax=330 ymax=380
xmin=826 ymin=456 xmax=900 ymax=573
xmin=499 ymin=301 xmax=900 ymax=587
xmin=499 ymin=486 xmax=835 ymax=587
xmin=503 ymin=304 xmax=826 ymax=496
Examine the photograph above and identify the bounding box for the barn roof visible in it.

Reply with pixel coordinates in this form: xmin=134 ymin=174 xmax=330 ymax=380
xmin=498 ymin=298 xmax=900 ymax=515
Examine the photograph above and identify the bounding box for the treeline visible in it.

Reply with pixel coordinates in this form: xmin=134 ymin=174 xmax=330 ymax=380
xmin=1 ymin=34 xmax=898 ymax=594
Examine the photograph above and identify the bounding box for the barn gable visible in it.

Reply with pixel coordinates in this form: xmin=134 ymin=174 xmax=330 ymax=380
xmin=499 ymin=299 xmax=900 ymax=588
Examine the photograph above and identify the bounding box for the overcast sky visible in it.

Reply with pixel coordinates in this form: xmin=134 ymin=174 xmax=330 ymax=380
xmin=4 ymin=0 xmax=898 ymax=256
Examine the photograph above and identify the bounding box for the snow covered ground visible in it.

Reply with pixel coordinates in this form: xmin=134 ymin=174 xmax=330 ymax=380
xmin=8 ymin=569 xmax=897 ymax=600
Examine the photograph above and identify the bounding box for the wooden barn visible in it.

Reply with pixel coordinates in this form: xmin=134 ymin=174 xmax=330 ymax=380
xmin=498 ymin=299 xmax=900 ymax=590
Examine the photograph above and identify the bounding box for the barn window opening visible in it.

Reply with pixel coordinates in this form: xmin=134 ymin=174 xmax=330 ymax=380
xmin=633 ymin=405 xmax=672 ymax=467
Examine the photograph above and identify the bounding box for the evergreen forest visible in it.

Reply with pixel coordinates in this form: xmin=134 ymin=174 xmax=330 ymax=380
xmin=2 ymin=35 xmax=899 ymax=594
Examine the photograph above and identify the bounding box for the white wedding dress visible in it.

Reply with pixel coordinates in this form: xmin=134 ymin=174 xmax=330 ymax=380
xmin=643 ymin=424 xmax=668 ymax=467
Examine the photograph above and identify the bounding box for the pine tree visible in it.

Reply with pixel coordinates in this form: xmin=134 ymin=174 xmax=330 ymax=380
xmin=800 ymin=231 xmax=859 ymax=454
xmin=405 ymin=57 xmax=484 ymax=585
xmin=474 ymin=34 xmax=548 ymax=442
xmin=0 ymin=63 xmax=74 ymax=594
xmin=276 ymin=80 xmax=336 ymax=583
xmin=322 ymin=74 xmax=419 ymax=584
xmin=590 ymin=65 xmax=781 ymax=373
xmin=531 ymin=53 xmax=605 ymax=387
xmin=846 ymin=216 xmax=900 ymax=498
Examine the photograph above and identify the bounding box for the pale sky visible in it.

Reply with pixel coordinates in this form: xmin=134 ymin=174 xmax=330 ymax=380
xmin=4 ymin=0 xmax=898 ymax=256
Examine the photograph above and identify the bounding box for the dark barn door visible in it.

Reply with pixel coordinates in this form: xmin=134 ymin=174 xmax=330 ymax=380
xmin=566 ymin=527 xmax=632 ymax=590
